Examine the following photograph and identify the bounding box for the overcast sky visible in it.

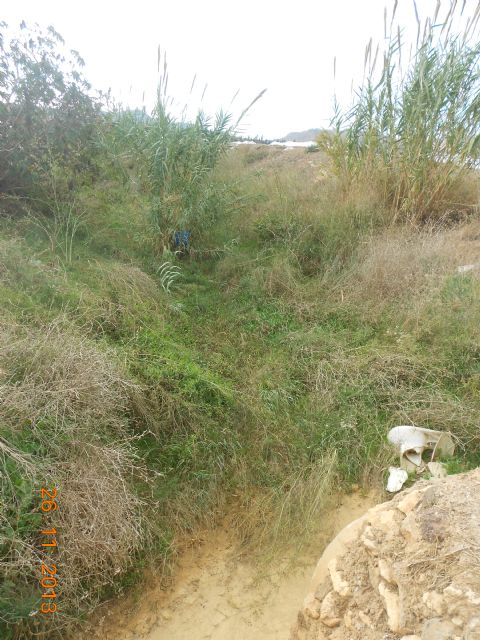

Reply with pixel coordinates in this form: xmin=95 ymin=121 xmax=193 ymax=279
xmin=2 ymin=0 xmax=469 ymax=138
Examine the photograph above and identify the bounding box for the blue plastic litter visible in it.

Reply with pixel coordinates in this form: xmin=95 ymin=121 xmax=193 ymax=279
xmin=174 ymin=231 xmax=191 ymax=249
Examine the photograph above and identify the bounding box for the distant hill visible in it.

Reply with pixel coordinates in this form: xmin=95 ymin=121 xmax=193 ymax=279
xmin=282 ymin=128 xmax=322 ymax=142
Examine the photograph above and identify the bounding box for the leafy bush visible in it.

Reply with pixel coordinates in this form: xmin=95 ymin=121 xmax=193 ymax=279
xmin=0 ymin=22 xmax=101 ymax=200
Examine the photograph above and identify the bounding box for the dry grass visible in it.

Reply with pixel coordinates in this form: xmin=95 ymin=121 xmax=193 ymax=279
xmin=303 ymin=327 xmax=480 ymax=452
xmin=75 ymin=261 xmax=165 ymax=336
xmin=216 ymin=146 xmax=328 ymax=236
xmin=0 ymin=320 xmax=150 ymax=635
xmin=0 ymin=236 xmax=61 ymax=288
xmin=0 ymin=320 xmax=135 ymax=439
xmin=97 ymin=261 xmax=161 ymax=304
xmin=250 ymin=255 xmax=301 ymax=299
xmin=226 ymin=145 xmax=326 ymax=174
xmin=54 ymin=442 xmax=147 ymax=616
xmin=337 ymin=220 xmax=480 ymax=308
xmin=231 ymin=453 xmax=338 ymax=556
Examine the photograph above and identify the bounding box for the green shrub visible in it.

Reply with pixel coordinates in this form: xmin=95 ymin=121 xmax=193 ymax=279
xmin=0 ymin=22 xmax=101 ymax=199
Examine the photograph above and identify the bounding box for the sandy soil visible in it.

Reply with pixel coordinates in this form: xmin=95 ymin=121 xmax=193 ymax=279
xmin=80 ymin=492 xmax=376 ymax=640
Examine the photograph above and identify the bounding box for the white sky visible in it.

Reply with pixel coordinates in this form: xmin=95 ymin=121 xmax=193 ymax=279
xmin=1 ymin=0 xmax=472 ymax=138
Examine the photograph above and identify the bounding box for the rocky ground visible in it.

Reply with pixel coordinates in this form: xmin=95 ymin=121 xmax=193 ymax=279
xmin=292 ymin=469 xmax=480 ymax=640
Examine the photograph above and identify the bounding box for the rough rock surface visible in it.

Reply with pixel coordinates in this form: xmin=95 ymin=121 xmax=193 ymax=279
xmin=291 ymin=469 xmax=480 ymax=640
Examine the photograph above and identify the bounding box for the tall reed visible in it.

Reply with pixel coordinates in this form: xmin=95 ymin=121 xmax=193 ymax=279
xmin=320 ymin=1 xmax=480 ymax=223
xmin=110 ymin=54 xmax=264 ymax=249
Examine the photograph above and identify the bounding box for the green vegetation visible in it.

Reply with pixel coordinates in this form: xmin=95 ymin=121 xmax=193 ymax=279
xmin=109 ymin=87 xmax=233 ymax=249
xmin=1 ymin=4 xmax=480 ymax=638
xmin=319 ymin=2 xmax=480 ymax=222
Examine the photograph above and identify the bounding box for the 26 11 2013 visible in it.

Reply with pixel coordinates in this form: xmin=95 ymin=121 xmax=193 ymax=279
xmin=39 ymin=487 xmax=59 ymax=614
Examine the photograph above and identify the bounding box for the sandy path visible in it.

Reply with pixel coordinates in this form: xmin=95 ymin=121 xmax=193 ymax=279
xmin=82 ymin=493 xmax=376 ymax=640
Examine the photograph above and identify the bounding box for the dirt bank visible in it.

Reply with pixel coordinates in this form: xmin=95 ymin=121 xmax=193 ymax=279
xmin=78 ymin=492 xmax=377 ymax=640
